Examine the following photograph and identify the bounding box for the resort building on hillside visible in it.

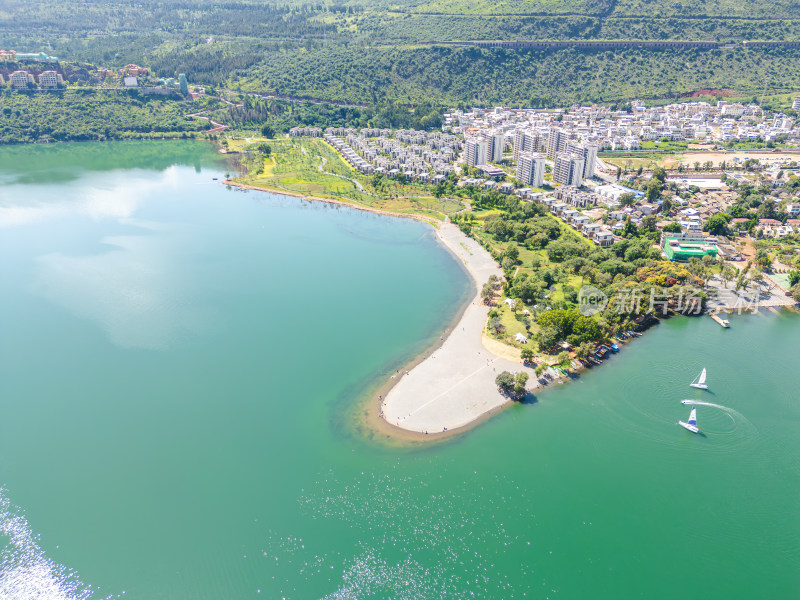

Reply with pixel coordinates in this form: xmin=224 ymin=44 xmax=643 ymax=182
xmin=15 ymin=52 xmax=58 ymax=62
xmin=9 ymin=70 xmax=34 ymax=88
xmin=122 ymin=64 xmax=148 ymax=77
xmin=0 ymin=49 xmax=15 ymax=61
xmin=0 ymin=74 xmax=4 ymax=85
xmin=516 ymin=152 xmax=545 ymax=187
xmin=38 ymin=70 xmax=63 ymax=88
xmin=662 ymin=233 xmax=719 ymax=261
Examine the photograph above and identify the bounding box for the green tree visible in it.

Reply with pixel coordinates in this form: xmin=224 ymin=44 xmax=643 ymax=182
xmin=520 ymin=347 xmax=535 ymax=364
xmin=755 ymin=249 xmax=772 ymax=269
xmin=639 ymin=214 xmax=657 ymax=233
xmin=757 ymin=200 xmax=775 ymax=220
xmin=556 ymin=351 xmax=570 ymax=365
xmin=651 ymin=166 xmax=667 ymax=182
xmin=661 ymin=196 xmax=673 ymax=215
xmin=488 ymin=317 xmax=505 ymax=336
xmin=721 ymin=265 xmax=736 ymax=288
xmin=618 ymin=192 xmax=636 ymax=207
xmin=495 ymin=371 xmax=515 ymax=393
xmin=481 ymin=283 xmax=494 ymax=305
xmin=791 ymin=283 xmax=800 ymax=303
xmin=535 ymin=326 xmax=559 ymax=351
xmin=646 ymin=179 xmax=661 ymax=203
xmin=623 ymin=216 xmax=638 ymax=237
xmin=575 ymin=341 xmax=594 ymax=360
xmin=261 ymin=124 xmax=275 ymax=138
xmin=504 ymin=243 xmax=520 ymax=263
xmin=704 ymin=213 xmax=730 ymax=236
xmin=512 ymin=372 xmax=529 ymax=398
xmin=789 ymin=270 xmax=800 ymax=287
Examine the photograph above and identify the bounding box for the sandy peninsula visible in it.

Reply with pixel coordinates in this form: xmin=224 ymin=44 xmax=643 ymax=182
xmin=225 ymin=179 xmax=547 ymax=437
xmin=380 ymin=222 xmax=540 ymax=435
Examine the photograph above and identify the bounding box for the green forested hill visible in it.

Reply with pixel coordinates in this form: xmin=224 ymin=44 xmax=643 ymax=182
xmin=1 ymin=0 xmax=800 ymax=107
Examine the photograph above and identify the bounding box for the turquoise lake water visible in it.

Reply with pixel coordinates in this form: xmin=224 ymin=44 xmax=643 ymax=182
xmin=0 ymin=141 xmax=798 ymax=599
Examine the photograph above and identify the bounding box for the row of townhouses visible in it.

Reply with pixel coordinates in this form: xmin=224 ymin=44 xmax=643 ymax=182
xmin=324 ymin=128 xmax=460 ymax=179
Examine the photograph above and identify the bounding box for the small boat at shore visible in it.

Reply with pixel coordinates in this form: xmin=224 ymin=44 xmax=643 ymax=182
xmin=690 ymin=368 xmax=708 ymax=390
xmin=678 ymin=407 xmax=700 ymax=433
xmin=610 ymin=343 xmax=620 ymax=352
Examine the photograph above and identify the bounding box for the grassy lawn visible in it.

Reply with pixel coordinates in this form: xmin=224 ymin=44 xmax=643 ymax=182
xmin=602 ymin=155 xmax=661 ymax=170
xmin=232 ymin=136 xmax=464 ymax=219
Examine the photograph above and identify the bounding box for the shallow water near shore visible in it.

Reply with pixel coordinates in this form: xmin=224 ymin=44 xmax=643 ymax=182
xmin=1 ymin=141 xmax=798 ymax=599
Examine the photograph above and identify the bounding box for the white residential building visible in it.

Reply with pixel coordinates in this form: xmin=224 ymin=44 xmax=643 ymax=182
xmin=516 ymin=152 xmax=545 ymax=188
xmin=481 ymin=131 xmax=504 ymax=163
xmin=564 ymin=140 xmax=598 ymax=179
xmin=546 ymin=127 xmax=573 ymax=159
xmin=465 ymin=139 xmax=488 ymax=167
xmin=553 ymin=154 xmax=584 ymax=187
xmin=513 ymin=129 xmax=543 ymax=161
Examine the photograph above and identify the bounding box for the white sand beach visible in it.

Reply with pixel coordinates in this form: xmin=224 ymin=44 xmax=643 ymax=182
xmin=381 ymin=222 xmax=540 ymax=434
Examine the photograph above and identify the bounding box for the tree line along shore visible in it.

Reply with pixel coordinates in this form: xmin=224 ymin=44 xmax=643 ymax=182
xmin=221 ymin=132 xmax=798 ymax=439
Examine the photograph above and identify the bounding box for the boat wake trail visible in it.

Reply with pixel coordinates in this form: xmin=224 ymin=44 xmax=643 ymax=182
xmin=681 ymin=400 xmax=729 ymax=410
xmin=0 ymin=489 xmax=94 ymax=600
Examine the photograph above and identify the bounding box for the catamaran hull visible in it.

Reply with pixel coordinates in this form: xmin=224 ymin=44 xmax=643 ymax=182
xmin=689 ymin=383 xmax=708 ymax=390
xmin=678 ymin=421 xmax=700 ymax=433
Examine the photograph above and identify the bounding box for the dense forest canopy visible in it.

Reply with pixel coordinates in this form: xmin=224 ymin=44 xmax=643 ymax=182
xmin=1 ymin=0 xmax=800 ymax=108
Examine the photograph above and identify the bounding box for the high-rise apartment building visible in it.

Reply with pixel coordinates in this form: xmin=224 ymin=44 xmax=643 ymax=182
xmin=553 ymin=154 xmax=585 ymax=187
xmin=513 ymin=129 xmax=544 ymax=162
xmin=465 ymin=139 xmax=488 ymax=167
xmin=564 ymin=141 xmax=598 ymax=179
xmin=546 ymin=127 xmax=575 ymax=159
xmin=516 ymin=152 xmax=546 ymax=187
xmin=480 ymin=131 xmax=504 ymax=163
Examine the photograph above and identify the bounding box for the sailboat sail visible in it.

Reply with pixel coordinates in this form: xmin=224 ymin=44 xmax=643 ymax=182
xmin=688 ymin=408 xmax=697 ymax=426
xmin=697 ymin=369 xmax=707 ymax=386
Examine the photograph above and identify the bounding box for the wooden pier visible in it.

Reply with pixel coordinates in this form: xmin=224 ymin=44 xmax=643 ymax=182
xmin=709 ymin=313 xmax=730 ymax=328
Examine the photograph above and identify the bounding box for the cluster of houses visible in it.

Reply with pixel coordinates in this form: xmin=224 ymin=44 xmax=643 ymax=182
xmin=525 ymin=192 xmax=617 ymax=247
xmin=733 ymin=218 xmax=800 ymax=237
xmin=322 ymin=128 xmax=460 ymax=180
xmin=446 ymin=100 xmax=800 ymax=150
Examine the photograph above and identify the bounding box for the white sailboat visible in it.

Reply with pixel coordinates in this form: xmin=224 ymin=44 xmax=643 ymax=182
xmin=689 ymin=368 xmax=708 ymax=390
xmin=678 ymin=407 xmax=700 ymax=434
